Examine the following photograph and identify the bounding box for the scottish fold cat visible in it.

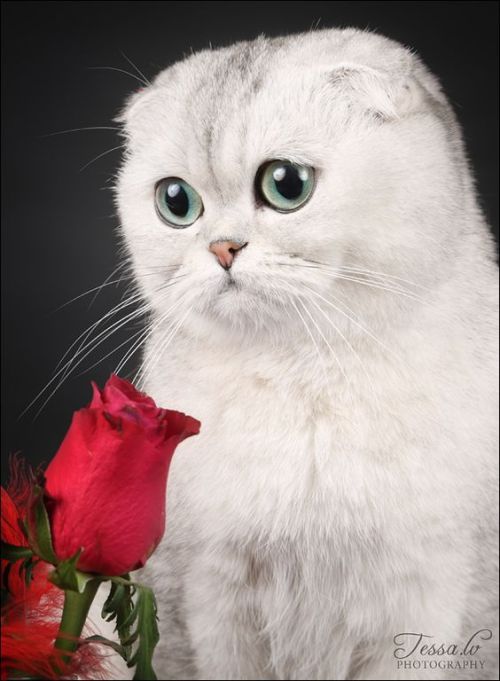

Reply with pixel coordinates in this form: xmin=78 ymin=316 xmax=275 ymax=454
xmin=97 ymin=28 xmax=498 ymax=680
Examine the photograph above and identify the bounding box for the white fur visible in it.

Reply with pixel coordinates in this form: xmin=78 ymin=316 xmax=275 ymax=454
xmin=106 ymin=28 xmax=498 ymax=680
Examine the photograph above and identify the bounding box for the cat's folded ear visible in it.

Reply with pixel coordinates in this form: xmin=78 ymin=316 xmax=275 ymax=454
xmin=114 ymin=86 xmax=156 ymax=132
xmin=328 ymin=62 xmax=446 ymax=120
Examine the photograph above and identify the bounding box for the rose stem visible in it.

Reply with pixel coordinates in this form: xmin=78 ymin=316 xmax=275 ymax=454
xmin=53 ymin=579 xmax=101 ymax=666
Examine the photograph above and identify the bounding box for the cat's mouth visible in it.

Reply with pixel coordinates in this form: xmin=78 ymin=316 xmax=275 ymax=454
xmin=218 ymin=273 xmax=242 ymax=293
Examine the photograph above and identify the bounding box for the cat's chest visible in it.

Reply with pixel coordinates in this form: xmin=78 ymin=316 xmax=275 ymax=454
xmin=147 ymin=341 xmax=377 ymax=465
xmin=145 ymin=345 xmax=410 ymax=537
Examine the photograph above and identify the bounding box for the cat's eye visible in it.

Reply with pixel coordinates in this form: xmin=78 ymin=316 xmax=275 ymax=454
xmin=155 ymin=178 xmax=203 ymax=228
xmin=256 ymin=161 xmax=315 ymax=212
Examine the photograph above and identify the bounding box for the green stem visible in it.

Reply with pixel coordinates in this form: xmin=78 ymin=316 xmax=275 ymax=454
xmin=110 ymin=574 xmax=137 ymax=588
xmin=54 ymin=579 xmax=100 ymax=666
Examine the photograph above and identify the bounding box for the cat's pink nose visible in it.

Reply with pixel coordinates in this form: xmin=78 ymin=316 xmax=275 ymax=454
xmin=209 ymin=240 xmax=247 ymax=270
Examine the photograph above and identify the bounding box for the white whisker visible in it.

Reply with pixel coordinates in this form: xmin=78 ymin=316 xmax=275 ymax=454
xmin=300 ymin=283 xmax=405 ymax=365
xmin=337 ymin=265 xmax=430 ymax=291
xmin=57 ymin=275 xmax=185 ymax=380
xmin=278 ymin=261 xmax=429 ymax=301
xmin=294 ymin=291 xmax=350 ymax=387
xmin=53 ymin=289 xmax=146 ymax=375
xmin=115 ymin=291 xmax=189 ymax=377
xmin=41 ymin=126 xmax=120 ymax=138
xmin=322 ymin=273 xmax=427 ymax=304
xmin=286 ymin=293 xmax=330 ymax=386
xmin=52 ymin=272 xmax=130 ymax=313
xmin=136 ymin=304 xmax=193 ymax=390
xmin=54 ymin=270 xmax=185 ymax=375
xmin=120 ymin=51 xmax=152 ymax=86
xmin=74 ymin=275 xmax=189 ymax=379
xmin=86 ymin=262 xmax=128 ymax=309
xmin=26 ymin=301 xmax=151 ymax=420
xmin=300 ymin=289 xmax=381 ymax=413
xmin=21 ymin=273 xmax=186 ymax=418
xmin=79 ymin=145 xmax=124 ymax=172
xmin=74 ymin=322 xmax=149 ymax=378
xmin=87 ymin=65 xmax=149 ymax=87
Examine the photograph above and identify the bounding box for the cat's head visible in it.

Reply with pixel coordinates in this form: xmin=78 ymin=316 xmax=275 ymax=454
xmin=115 ymin=28 xmax=470 ymax=346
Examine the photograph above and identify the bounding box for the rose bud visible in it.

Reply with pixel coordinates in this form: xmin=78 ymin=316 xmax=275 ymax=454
xmin=43 ymin=375 xmax=200 ymax=575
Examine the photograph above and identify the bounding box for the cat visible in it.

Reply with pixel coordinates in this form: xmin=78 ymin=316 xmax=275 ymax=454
xmin=97 ymin=28 xmax=499 ymax=680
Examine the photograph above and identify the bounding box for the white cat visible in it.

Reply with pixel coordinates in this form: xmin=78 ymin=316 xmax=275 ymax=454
xmin=100 ymin=28 xmax=498 ymax=680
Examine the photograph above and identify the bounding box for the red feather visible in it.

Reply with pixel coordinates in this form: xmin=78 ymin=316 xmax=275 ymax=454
xmin=1 ymin=457 xmax=108 ymax=679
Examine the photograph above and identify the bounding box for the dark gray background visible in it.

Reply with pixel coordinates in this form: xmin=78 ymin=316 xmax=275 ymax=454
xmin=2 ymin=1 xmax=498 ymax=479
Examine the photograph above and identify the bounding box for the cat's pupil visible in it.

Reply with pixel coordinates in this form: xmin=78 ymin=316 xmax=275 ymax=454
xmin=273 ymin=164 xmax=305 ymax=200
xmin=165 ymin=182 xmax=189 ymax=217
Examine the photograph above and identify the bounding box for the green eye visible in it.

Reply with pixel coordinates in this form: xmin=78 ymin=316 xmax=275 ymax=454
xmin=155 ymin=177 xmax=203 ymax=228
xmin=257 ymin=161 xmax=315 ymax=212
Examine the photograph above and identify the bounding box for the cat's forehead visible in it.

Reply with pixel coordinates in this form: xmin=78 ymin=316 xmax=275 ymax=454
xmin=120 ymin=29 xmax=418 ymax=189
xmin=173 ymin=40 xmax=276 ymax=155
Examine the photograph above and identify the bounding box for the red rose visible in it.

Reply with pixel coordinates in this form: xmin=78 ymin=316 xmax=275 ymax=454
xmin=43 ymin=375 xmax=200 ymax=575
